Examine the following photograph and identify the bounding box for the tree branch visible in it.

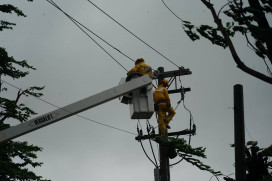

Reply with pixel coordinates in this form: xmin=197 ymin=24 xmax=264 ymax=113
xmin=200 ymin=0 xmax=272 ymax=84
xmin=0 ymin=89 xmax=27 ymax=123
xmin=232 ymin=0 xmax=272 ymax=64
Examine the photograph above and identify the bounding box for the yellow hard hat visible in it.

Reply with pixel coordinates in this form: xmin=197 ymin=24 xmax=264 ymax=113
xmin=135 ymin=58 xmax=144 ymax=65
xmin=161 ymin=79 xmax=169 ymax=86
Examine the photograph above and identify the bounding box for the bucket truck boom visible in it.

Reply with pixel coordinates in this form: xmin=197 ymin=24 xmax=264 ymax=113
xmin=0 ymin=75 xmax=153 ymax=143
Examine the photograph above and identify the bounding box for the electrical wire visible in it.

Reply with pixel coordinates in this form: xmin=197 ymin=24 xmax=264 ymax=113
xmin=169 ymin=83 xmax=195 ymax=166
xmin=149 ymin=77 xmax=196 ymax=167
xmin=175 ymin=77 xmax=195 ymax=134
xmin=183 ymin=97 xmax=194 ymax=127
xmin=170 ymin=155 xmax=184 ymax=166
xmin=245 ymin=125 xmax=254 ymax=141
xmin=162 ymin=0 xmax=272 ymax=79
xmin=137 ymin=120 xmax=158 ymax=167
xmin=46 ymin=0 xmax=195 ymax=168
xmin=139 ymin=139 xmax=158 ymax=167
xmin=1 ymin=79 xmax=137 ymax=136
xmin=217 ymin=1 xmax=233 ymax=17
xmin=262 ymin=58 xmax=272 ymax=77
xmin=137 ymin=119 xmax=142 ymax=130
xmin=6 ymin=0 xmax=198 ymax=172
xmin=162 ymin=0 xmax=185 ymax=22
xmin=86 ymin=0 xmax=180 ymax=68
xmin=46 ymin=0 xmax=132 ymax=72
xmin=209 ymin=174 xmax=220 ymax=181
xmin=146 ymin=120 xmax=159 ymax=167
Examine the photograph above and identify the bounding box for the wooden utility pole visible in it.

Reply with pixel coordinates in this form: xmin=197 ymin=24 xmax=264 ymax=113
xmin=159 ymin=130 xmax=170 ymax=181
xmin=159 ymin=144 xmax=170 ymax=181
xmin=234 ymin=84 xmax=246 ymax=181
xmin=135 ymin=66 xmax=193 ymax=181
xmin=136 ymin=128 xmax=196 ymax=181
xmin=154 ymin=168 xmax=160 ymax=181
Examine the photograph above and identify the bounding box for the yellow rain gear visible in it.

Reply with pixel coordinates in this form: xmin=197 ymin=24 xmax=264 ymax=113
xmin=153 ymin=84 xmax=176 ymax=137
xmin=127 ymin=62 xmax=153 ymax=77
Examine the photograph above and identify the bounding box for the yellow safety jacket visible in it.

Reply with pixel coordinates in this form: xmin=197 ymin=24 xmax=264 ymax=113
xmin=127 ymin=62 xmax=152 ymax=77
xmin=153 ymin=85 xmax=170 ymax=105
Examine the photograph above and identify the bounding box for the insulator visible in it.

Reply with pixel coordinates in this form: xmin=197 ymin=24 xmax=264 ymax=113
xmin=193 ymin=124 xmax=196 ymax=131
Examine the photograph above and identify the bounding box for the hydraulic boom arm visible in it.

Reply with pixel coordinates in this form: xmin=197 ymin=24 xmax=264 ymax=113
xmin=0 ymin=75 xmax=152 ymax=143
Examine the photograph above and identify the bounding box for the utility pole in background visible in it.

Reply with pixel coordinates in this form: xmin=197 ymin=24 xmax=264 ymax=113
xmin=234 ymin=84 xmax=246 ymax=181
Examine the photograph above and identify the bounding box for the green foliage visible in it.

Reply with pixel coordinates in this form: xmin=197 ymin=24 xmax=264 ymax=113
xmin=0 ymin=47 xmax=36 ymax=79
xmin=0 ymin=47 xmax=44 ymax=123
xmin=230 ymin=141 xmax=272 ymax=180
xmin=182 ymin=21 xmax=228 ymax=48
xmin=188 ymin=0 xmax=272 ymax=53
xmin=261 ymin=145 xmax=272 ymax=157
xmin=244 ymin=142 xmax=272 ymax=181
xmin=0 ymin=4 xmax=27 ymax=17
xmin=0 ymin=96 xmax=37 ymax=123
xmin=223 ymin=0 xmax=272 ymax=59
xmin=0 ymin=0 xmax=33 ymax=31
xmin=155 ymin=136 xmax=222 ymax=176
xmin=181 ymin=0 xmax=272 ymax=84
xmin=0 ymin=20 xmax=16 ymax=31
xmin=196 ymin=25 xmax=228 ymax=48
xmin=182 ymin=21 xmax=200 ymax=41
xmin=0 ymin=1 xmax=50 ymax=180
xmin=0 ymin=137 xmax=50 ymax=181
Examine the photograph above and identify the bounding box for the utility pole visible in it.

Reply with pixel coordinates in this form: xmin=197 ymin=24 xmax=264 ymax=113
xmin=136 ymin=128 xmax=196 ymax=181
xmin=135 ymin=66 xmax=193 ymax=181
xmin=159 ymin=130 xmax=170 ymax=181
xmin=234 ymin=84 xmax=246 ymax=181
xmin=154 ymin=168 xmax=160 ymax=181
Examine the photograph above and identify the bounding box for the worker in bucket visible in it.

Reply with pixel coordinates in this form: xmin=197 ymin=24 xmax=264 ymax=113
xmin=127 ymin=58 xmax=154 ymax=78
xmin=153 ymin=79 xmax=176 ymax=137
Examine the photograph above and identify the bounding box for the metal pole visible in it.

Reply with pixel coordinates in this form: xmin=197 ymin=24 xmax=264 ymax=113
xmin=234 ymin=84 xmax=246 ymax=181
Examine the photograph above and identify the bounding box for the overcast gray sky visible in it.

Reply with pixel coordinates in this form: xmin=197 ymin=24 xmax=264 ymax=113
xmin=2 ymin=0 xmax=272 ymax=180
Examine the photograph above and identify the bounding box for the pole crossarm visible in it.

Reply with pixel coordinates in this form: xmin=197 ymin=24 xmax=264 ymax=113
xmin=135 ymin=129 xmax=195 ymax=141
xmin=157 ymin=68 xmax=192 ymax=79
xmin=168 ymin=87 xmax=191 ymax=94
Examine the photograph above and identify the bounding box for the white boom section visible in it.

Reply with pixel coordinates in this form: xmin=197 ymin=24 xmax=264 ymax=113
xmin=0 ymin=75 xmax=152 ymax=143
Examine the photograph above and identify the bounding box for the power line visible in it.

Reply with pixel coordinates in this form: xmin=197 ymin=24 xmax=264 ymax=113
xmin=46 ymin=0 xmax=132 ymax=72
xmin=245 ymin=125 xmax=253 ymax=141
xmin=46 ymin=1 xmax=196 ymax=168
xmin=162 ymin=0 xmax=185 ymax=22
xmin=1 ymin=79 xmax=137 ymax=136
xmin=146 ymin=120 xmax=159 ymax=167
xmin=87 ymin=0 xmax=180 ymax=68
xmin=137 ymin=120 xmax=157 ymax=167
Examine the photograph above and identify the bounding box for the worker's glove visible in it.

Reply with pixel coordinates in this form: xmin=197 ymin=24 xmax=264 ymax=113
xmin=154 ymin=104 xmax=158 ymax=111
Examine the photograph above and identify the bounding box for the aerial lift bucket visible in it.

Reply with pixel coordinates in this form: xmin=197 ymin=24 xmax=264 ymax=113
xmin=119 ymin=76 xmax=154 ymax=119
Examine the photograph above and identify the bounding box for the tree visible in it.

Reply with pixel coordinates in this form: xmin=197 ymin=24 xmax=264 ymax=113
xmin=244 ymin=142 xmax=272 ymax=181
xmin=155 ymin=137 xmax=222 ymax=177
xmin=226 ymin=141 xmax=272 ymax=181
xmin=181 ymin=0 xmax=272 ymax=84
xmin=0 ymin=2 xmax=50 ymax=181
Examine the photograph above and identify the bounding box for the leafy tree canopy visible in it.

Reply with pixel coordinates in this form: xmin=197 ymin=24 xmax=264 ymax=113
xmin=155 ymin=136 xmax=222 ymax=177
xmin=0 ymin=1 xmax=50 ymax=180
xmin=179 ymin=0 xmax=272 ymax=84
